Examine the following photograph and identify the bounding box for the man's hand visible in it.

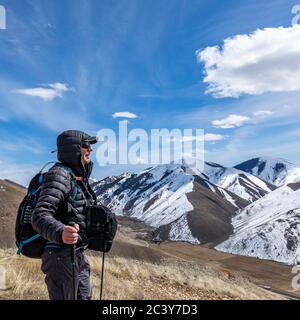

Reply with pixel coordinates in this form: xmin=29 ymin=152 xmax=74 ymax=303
xmin=62 ymin=224 xmax=80 ymax=244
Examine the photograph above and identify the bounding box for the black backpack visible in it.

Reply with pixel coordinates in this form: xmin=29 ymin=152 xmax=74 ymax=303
xmin=15 ymin=163 xmax=77 ymax=258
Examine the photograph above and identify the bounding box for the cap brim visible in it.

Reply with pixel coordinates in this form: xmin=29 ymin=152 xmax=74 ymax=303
xmin=84 ymin=136 xmax=98 ymax=144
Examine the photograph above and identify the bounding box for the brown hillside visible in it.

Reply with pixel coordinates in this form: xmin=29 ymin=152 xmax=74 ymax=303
xmin=0 ymin=180 xmax=26 ymax=248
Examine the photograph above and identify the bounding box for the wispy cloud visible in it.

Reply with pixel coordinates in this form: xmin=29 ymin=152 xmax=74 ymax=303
xmin=171 ymin=133 xmax=227 ymax=143
xmin=12 ymin=83 xmax=72 ymax=101
xmin=197 ymin=25 xmax=300 ymax=98
xmin=0 ymin=76 xmax=96 ymax=133
xmin=211 ymin=110 xmax=274 ymax=129
xmin=212 ymin=114 xmax=250 ymax=129
xmin=112 ymin=111 xmax=138 ymax=119
xmin=182 ymin=134 xmax=227 ymax=142
xmin=253 ymin=110 xmax=273 ymax=118
xmin=204 ymin=133 xmax=227 ymax=141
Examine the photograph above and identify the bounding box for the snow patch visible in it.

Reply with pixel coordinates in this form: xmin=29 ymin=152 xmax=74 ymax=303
xmin=169 ymin=214 xmax=201 ymax=244
xmin=216 ymin=186 xmax=300 ymax=264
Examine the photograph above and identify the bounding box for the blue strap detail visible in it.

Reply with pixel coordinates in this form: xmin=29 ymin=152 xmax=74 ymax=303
xmin=44 ymin=244 xmax=61 ymax=249
xmin=17 ymin=234 xmax=41 ymax=255
xmin=45 ymin=241 xmax=68 ymax=250
xmin=46 ymin=241 xmax=60 ymax=245
xmin=16 ymin=242 xmax=22 ymax=255
xmin=29 ymin=176 xmax=43 ymax=197
xmin=30 ymin=186 xmax=41 ymax=196
xmin=71 ymin=187 xmax=77 ymax=200
xmin=38 ymin=174 xmax=43 ymax=184
xmin=21 ymin=233 xmax=40 ymax=244
xmin=44 ymin=241 xmax=63 ymax=250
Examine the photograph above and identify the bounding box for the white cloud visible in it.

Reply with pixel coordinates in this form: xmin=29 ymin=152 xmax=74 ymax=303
xmin=12 ymin=82 xmax=72 ymax=101
xmin=112 ymin=111 xmax=138 ymax=119
xmin=253 ymin=110 xmax=274 ymax=118
xmin=172 ymin=133 xmax=227 ymax=142
xmin=204 ymin=133 xmax=227 ymax=141
xmin=48 ymin=83 xmax=70 ymax=91
xmin=212 ymin=114 xmax=250 ymax=129
xmin=0 ymin=76 xmax=95 ymax=132
xmin=179 ymin=136 xmax=201 ymax=142
xmin=197 ymin=25 xmax=300 ymax=98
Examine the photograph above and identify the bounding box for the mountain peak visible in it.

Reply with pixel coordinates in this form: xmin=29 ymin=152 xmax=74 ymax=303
xmin=235 ymin=156 xmax=300 ymax=186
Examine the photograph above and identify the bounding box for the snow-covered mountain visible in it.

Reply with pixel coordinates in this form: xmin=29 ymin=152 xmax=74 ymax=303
xmin=191 ymin=162 xmax=276 ymax=202
xmin=93 ymin=163 xmax=249 ymax=245
xmin=89 ymin=177 xmax=99 ymax=184
xmin=216 ymin=184 xmax=300 ymax=265
xmin=190 ymin=174 xmax=249 ymax=210
xmin=94 ymin=164 xmax=194 ymax=228
xmin=92 ymin=156 xmax=300 ymax=264
xmin=235 ymin=156 xmax=300 ymax=187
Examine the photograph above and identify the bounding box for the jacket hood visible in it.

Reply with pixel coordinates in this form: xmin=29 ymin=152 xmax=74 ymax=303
xmin=56 ymin=130 xmax=97 ymax=180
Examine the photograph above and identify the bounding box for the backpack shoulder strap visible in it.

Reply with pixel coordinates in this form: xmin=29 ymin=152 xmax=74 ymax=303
xmin=39 ymin=161 xmax=57 ymax=174
xmin=53 ymin=163 xmax=78 ymax=201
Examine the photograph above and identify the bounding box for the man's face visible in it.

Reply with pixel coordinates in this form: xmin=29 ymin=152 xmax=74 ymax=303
xmin=81 ymin=143 xmax=93 ymax=165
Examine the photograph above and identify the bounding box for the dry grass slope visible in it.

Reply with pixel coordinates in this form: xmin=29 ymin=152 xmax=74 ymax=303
xmin=0 ymin=182 xmax=287 ymax=300
xmin=0 ymin=248 xmax=283 ymax=300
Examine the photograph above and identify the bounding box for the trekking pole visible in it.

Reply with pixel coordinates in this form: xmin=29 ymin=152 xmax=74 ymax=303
xmin=71 ymin=244 xmax=77 ymax=300
xmin=69 ymin=222 xmax=78 ymax=300
xmin=100 ymin=251 xmax=105 ymax=300
xmin=100 ymin=214 xmax=108 ymax=300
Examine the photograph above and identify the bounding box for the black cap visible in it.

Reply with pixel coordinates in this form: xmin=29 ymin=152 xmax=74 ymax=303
xmin=56 ymin=130 xmax=98 ymax=152
xmin=82 ymin=133 xmax=98 ymax=144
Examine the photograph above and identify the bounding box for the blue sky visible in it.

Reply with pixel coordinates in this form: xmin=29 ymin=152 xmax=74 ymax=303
xmin=1 ymin=0 xmax=300 ymax=185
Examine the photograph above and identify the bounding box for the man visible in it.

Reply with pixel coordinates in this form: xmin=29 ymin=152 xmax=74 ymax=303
xmin=32 ymin=130 xmax=98 ymax=300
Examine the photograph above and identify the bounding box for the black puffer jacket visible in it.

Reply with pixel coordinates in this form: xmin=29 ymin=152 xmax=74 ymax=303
xmin=32 ymin=130 xmax=97 ymax=245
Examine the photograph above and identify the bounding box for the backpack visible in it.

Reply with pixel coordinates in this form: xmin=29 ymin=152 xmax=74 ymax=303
xmin=85 ymin=204 xmax=118 ymax=253
xmin=15 ymin=162 xmax=77 ymax=258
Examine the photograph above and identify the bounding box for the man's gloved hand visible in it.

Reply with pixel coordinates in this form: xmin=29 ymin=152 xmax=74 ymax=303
xmin=62 ymin=224 xmax=80 ymax=244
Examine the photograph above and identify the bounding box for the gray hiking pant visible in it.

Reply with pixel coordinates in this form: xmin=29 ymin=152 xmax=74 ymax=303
xmin=41 ymin=247 xmax=92 ymax=300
